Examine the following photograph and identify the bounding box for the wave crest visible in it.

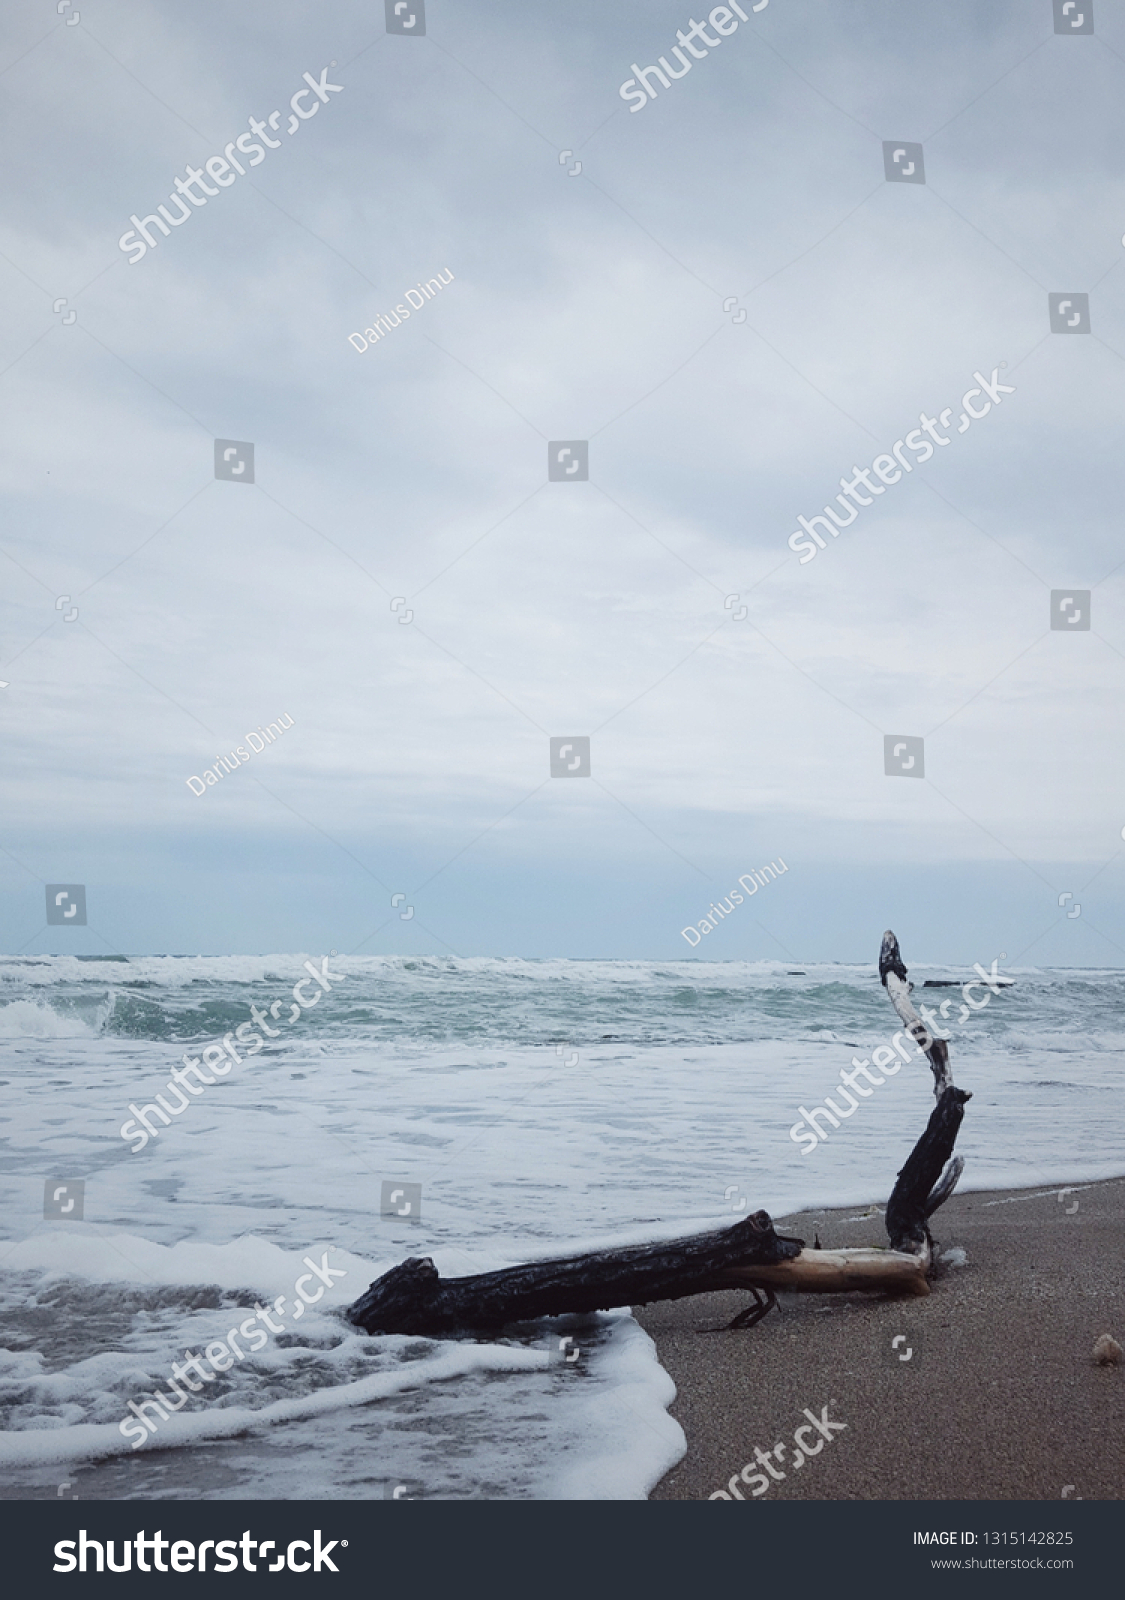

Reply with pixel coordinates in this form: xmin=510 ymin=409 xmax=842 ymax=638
xmin=0 ymin=1000 xmax=96 ymax=1039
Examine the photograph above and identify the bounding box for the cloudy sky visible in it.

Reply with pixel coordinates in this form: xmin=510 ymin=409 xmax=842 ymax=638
xmin=3 ymin=0 xmax=1125 ymax=963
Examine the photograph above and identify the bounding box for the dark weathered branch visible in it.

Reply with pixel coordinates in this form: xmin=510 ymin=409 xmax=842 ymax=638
xmin=880 ymin=929 xmax=971 ymax=1256
xmin=884 ymin=1085 xmax=970 ymax=1253
xmin=346 ymin=1211 xmax=802 ymax=1336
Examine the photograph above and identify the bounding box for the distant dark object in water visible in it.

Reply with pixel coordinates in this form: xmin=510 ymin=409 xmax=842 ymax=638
xmin=788 ymin=970 xmax=806 ymax=975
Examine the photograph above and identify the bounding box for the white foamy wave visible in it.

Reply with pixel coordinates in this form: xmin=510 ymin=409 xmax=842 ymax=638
xmin=0 ymin=1343 xmax=548 ymax=1468
xmin=0 ymin=954 xmax=330 ymax=991
xmin=0 ymin=999 xmax=95 ymax=1039
xmin=547 ymin=1315 xmax=684 ymax=1499
xmin=1 ymin=1232 xmax=374 ymax=1302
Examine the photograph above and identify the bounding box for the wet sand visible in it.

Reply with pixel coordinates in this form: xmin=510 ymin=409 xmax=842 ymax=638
xmin=636 ymin=1177 xmax=1125 ymax=1500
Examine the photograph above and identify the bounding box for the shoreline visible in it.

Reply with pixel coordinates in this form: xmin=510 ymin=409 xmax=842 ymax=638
xmin=636 ymin=1176 xmax=1125 ymax=1501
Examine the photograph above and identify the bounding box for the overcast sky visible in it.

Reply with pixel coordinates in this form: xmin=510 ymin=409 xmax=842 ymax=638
xmin=3 ymin=0 xmax=1125 ymax=964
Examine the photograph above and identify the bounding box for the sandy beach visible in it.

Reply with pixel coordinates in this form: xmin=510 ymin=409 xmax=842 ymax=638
xmin=637 ymin=1176 xmax=1125 ymax=1501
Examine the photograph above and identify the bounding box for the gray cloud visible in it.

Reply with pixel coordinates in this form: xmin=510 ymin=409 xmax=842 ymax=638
xmin=2 ymin=0 xmax=1124 ymax=963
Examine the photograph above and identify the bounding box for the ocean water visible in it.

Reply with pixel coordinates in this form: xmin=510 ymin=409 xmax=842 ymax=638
xmin=0 ymin=954 xmax=1120 ymax=1500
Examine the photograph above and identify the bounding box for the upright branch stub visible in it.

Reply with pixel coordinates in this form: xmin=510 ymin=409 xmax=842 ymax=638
xmin=879 ymin=929 xmax=952 ymax=1097
xmin=885 ymin=1086 xmax=970 ymax=1254
xmin=879 ymin=930 xmax=971 ymax=1255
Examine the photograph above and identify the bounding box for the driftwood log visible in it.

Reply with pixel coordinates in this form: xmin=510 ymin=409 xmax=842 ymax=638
xmin=347 ymin=1211 xmax=802 ymax=1335
xmin=346 ymin=929 xmax=968 ymax=1335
